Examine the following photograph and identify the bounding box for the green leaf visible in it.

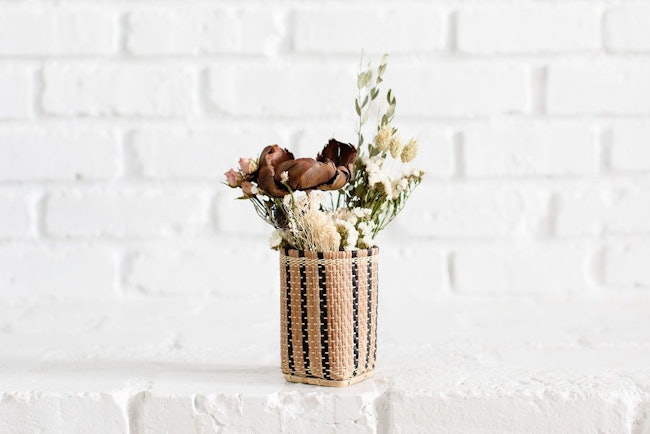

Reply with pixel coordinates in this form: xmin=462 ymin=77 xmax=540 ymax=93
xmin=370 ymin=88 xmax=379 ymax=100
xmin=361 ymin=94 xmax=369 ymax=108
xmin=358 ymin=71 xmax=372 ymax=89
xmin=386 ymin=104 xmax=395 ymax=119
xmin=357 ymin=74 xmax=365 ymax=89
xmin=387 ymin=89 xmax=392 ymax=103
xmin=355 ymin=99 xmax=361 ymax=115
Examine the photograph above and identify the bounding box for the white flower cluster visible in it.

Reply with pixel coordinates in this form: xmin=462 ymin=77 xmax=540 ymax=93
xmin=332 ymin=207 xmax=375 ymax=250
xmin=362 ymin=155 xmax=423 ymax=201
xmin=268 ymin=191 xmax=376 ymax=251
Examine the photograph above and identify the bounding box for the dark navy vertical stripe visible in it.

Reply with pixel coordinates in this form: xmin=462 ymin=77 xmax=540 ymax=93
xmin=285 ymin=250 xmax=294 ymax=373
xmin=365 ymin=249 xmax=373 ymax=370
xmin=298 ymin=251 xmax=311 ymax=376
xmin=351 ymin=250 xmax=359 ymax=375
xmin=317 ymin=252 xmax=330 ymax=380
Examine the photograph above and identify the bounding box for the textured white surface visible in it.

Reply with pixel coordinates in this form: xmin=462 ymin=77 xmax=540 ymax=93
xmin=0 ymin=0 xmax=649 ymax=431
xmin=1 ymin=295 xmax=649 ymax=433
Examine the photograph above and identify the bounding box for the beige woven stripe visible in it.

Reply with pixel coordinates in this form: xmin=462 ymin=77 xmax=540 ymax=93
xmin=368 ymin=251 xmax=378 ymax=369
xmin=281 ymin=255 xmax=374 ymax=268
xmin=357 ymin=248 xmax=369 ymax=374
xmin=326 ymin=253 xmax=354 ymax=381
xmin=304 ymin=251 xmax=323 ymax=379
xmin=289 ymin=250 xmax=306 ymax=378
xmin=279 ymin=253 xmax=289 ymax=374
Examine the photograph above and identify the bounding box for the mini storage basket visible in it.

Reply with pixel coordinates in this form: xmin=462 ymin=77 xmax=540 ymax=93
xmin=280 ymin=247 xmax=379 ymax=387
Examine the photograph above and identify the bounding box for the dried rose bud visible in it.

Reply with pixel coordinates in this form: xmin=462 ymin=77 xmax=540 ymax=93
xmin=224 ymin=168 xmax=243 ymax=187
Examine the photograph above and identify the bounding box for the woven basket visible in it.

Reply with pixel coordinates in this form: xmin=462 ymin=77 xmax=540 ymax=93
xmin=279 ymin=247 xmax=379 ymax=387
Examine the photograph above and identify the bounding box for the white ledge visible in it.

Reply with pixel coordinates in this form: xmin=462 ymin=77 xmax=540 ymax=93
xmin=1 ymin=295 xmax=649 ymax=433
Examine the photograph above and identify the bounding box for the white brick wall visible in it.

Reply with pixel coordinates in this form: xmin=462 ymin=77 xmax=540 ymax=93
xmin=0 ymin=1 xmax=647 ymax=305
xmin=457 ymin=5 xmax=601 ymax=54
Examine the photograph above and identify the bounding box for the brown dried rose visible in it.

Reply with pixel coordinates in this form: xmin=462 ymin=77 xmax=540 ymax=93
xmin=257 ymin=144 xmax=294 ymax=197
xmin=255 ymin=140 xmax=357 ymax=198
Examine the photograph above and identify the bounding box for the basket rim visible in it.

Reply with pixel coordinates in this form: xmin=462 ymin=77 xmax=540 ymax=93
xmin=280 ymin=246 xmax=379 ymax=256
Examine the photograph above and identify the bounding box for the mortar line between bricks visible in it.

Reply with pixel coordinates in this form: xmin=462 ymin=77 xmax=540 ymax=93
xmin=6 ymin=114 xmax=650 ymax=124
xmin=32 ymin=192 xmax=47 ymax=239
xmin=7 ymin=51 xmax=650 ymax=62
xmin=2 ymin=236 xmax=643 ymax=249
xmin=3 ymin=172 xmax=650 ymax=188
xmin=598 ymin=127 xmax=613 ymax=174
xmin=118 ymin=12 xmax=131 ymax=57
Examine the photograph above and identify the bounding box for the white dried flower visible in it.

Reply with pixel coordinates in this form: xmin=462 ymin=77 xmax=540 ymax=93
xmin=269 ymin=229 xmax=283 ymax=250
xmin=389 ymin=135 xmax=403 ymax=159
xmin=353 ymin=208 xmax=372 ymax=219
xmin=336 ymin=219 xmax=359 ymax=251
xmin=374 ymin=124 xmax=392 ymax=151
xmin=357 ymin=220 xmax=376 ymax=248
xmin=401 ymin=138 xmax=418 ymax=163
xmin=303 ymin=210 xmax=340 ymax=251
xmin=308 ymin=190 xmax=326 ymax=209
xmin=280 ymin=171 xmax=289 ymax=183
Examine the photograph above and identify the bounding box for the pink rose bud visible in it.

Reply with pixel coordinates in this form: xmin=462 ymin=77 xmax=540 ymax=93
xmin=239 ymin=157 xmax=257 ymax=175
xmin=224 ymin=168 xmax=243 ymax=187
xmin=241 ymin=181 xmax=253 ymax=195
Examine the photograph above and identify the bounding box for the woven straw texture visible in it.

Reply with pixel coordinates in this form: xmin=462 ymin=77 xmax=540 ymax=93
xmin=280 ymin=247 xmax=379 ymax=386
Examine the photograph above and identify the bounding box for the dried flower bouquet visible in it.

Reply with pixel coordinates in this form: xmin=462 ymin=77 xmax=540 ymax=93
xmin=224 ymin=55 xmax=424 ymax=252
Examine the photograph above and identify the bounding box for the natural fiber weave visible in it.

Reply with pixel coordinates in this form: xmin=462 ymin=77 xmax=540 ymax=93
xmin=280 ymin=247 xmax=379 ymax=386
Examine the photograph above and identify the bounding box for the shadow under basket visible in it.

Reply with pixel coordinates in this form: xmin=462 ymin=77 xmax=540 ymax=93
xmin=280 ymin=247 xmax=379 ymax=387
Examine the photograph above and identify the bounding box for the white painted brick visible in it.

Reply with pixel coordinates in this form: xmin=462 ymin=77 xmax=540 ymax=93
xmin=214 ymin=192 xmax=274 ymax=237
xmin=604 ymin=243 xmax=650 ymax=288
xmin=453 ymin=244 xmax=589 ymax=293
xmin=0 ymin=127 xmax=118 ymax=181
xmin=555 ymin=182 xmax=650 ymax=236
xmin=610 ymin=123 xmax=650 ymax=172
xmin=0 ymin=246 xmax=115 ymax=297
xmin=0 ymin=66 xmax=32 ymax=119
xmin=0 ymin=8 xmax=116 ymax=56
xmin=128 ymin=8 xmax=282 ymax=55
xmin=131 ymin=126 xmax=286 ymax=179
xmin=394 ymin=184 xmax=550 ymax=238
xmin=45 ymin=189 xmax=209 ymax=238
xmin=294 ymin=6 xmax=445 ymax=53
xmin=409 ymin=127 xmax=455 ymax=178
xmin=127 ymin=239 xmax=276 ymax=297
xmin=605 ymin=6 xmax=650 ymax=52
xmin=42 ymin=64 xmax=196 ymax=117
xmin=133 ymin=393 xmax=213 ymax=434
xmin=548 ymin=61 xmax=650 ymax=115
xmin=458 ymin=5 xmax=600 ymax=54
xmin=288 ymin=121 xmax=356 ymax=156
xmin=463 ymin=122 xmax=598 ymax=177
xmin=391 ymin=63 xmax=527 ymax=117
xmin=379 ymin=240 xmax=446 ymax=299
xmin=0 ymin=393 xmax=125 ymax=433
xmin=389 ymin=391 xmax=628 ymax=433
xmin=135 ymin=387 xmax=378 ymax=433
xmin=207 ymin=62 xmax=354 ymax=117
xmin=0 ymin=193 xmax=31 ymax=239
